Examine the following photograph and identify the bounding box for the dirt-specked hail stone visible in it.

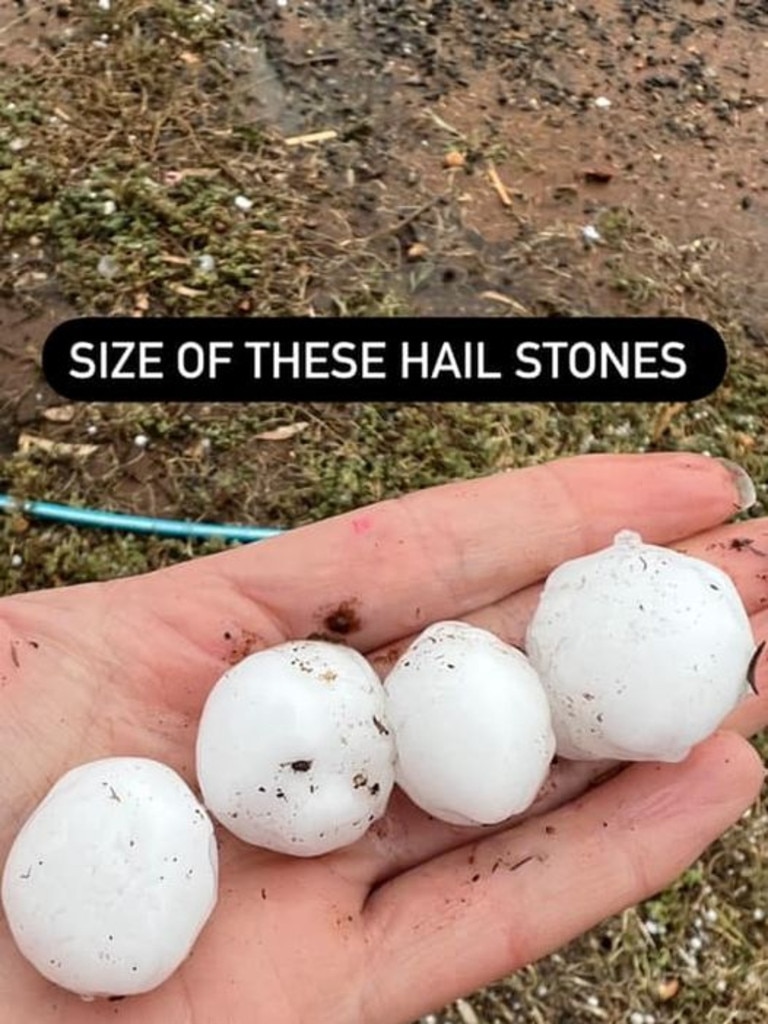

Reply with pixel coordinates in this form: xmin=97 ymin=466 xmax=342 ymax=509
xmin=196 ymin=640 xmax=395 ymax=855
xmin=384 ymin=621 xmax=556 ymax=825
xmin=1 ymin=757 xmax=218 ymax=999
xmin=526 ymin=529 xmax=756 ymax=762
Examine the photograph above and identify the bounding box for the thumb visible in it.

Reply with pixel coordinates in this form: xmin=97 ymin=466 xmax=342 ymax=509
xmin=362 ymin=730 xmax=764 ymax=1024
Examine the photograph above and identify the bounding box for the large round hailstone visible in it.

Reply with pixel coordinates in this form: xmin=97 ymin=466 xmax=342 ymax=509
xmin=196 ymin=640 xmax=395 ymax=855
xmin=526 ymin=529 xmax=756 ymax=762
xmin=384 ymin=621 xmax=556 ymax=825
xmin=1 ymin=758 xmax=218 ymax=999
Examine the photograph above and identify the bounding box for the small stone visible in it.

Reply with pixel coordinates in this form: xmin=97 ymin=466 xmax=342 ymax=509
xmin=406 ymin=242 xmax=429 ymax=261
xmin=443 ymin=150 xmax=466 ymax=169
xmin=657 ymin=978 xmax=680 ymax=1001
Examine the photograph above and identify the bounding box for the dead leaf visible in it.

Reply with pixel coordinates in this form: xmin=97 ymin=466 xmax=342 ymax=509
xmin=651 ymin=401 xmax=687 ymax=442
xmin=42 ymin=404 xmax=77 ymax=424
xmin=455 ymin=999 xmax=480 ymax=1024
xmin=163 ymin=168 xmax=219 ymax=186
xmin=480 ymin=290 xmax=530 ymax=314
xmin=284 ymin=130 xmax=338 ymax=147
xmin=254 ymin=423 xmax=310 ymax=442
xmin=17 ymin=433 xmax=98 ymax=458
xmin=185 ymin=438 xmax=212 ymax=459
xmin=169 ymin=283 xmax=206 ymax=297
xmin=487 ymin=161 xmax=513 ymax=206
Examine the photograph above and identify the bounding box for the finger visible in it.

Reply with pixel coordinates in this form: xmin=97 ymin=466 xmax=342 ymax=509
xmin=368 ymin=514 xmax=768 ymax=674
xmin=342 ymin=758 xmax=622 ymax=887
xmin=352 ymin=515 xmax=768 ymax=884
xmin=675 ymin=518 xmax=768 ymax=614
xmin=140 ymin=453 xmax=750 ymax=652
xmin=361 ymin=730 xmax=763 ymax=1024
xmin=722 ymin=607 xmax=768 ymax=736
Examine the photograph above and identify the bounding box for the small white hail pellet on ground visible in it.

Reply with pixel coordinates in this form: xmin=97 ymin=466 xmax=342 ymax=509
xmin=1 ymin=758 xmax=218 ymax=999
xmin=526 ymin=529 xmax=757 ymax=762
xmin=196 ymin=640 xmax=396 ymax=855
xmin=384 ymin=621 xmax=556 ymax=825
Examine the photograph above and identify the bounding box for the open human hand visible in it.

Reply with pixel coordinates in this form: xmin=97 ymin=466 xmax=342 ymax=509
xmin=0 ymin=452 xmax=766 ymax=1024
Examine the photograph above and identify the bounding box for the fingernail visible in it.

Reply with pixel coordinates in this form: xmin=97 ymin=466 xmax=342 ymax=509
xmin=716 ymin=457 xmax=757 ymax=511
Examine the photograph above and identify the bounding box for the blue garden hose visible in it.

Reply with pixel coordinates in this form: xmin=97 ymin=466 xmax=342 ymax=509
xmin=0 ymin=494 xmax=284 ymax=543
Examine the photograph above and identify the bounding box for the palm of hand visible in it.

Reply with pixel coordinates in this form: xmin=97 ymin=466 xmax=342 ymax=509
xmin=0 ymin=454 xmax=765 ymax=1024
xmin=0 ymin=577 xmax=383 ymax=1023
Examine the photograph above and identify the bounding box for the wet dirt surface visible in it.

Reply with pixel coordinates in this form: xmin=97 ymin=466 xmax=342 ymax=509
xmin=0 ymin=0 xmax=766 ymax=411
xmin=243 ymin=0 xmax=767 ymax=314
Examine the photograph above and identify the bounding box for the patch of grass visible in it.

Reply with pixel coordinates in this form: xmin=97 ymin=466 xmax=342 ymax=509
xmin=0 ymin=0 xmax=407 ymax=316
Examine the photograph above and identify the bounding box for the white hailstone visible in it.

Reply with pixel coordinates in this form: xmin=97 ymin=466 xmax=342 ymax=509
xmin=582 ymin=224 xmax=602 ymax=244
xmin=526 ymin=530 xmax=756 ymax=762
xmin=1 ymin=758 xmax=218 ymax=999
xmin=384 ymin=621 xmax=556 ymax=825
xmin=196 ymin=641 xmax=395 ymax=855
xmin=96 ymin=254 xmax=118 ymax=279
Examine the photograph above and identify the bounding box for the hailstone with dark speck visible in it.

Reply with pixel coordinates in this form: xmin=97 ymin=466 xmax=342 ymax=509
xmin=1 ymin=757 xmax=218 ymax=999
xmin=196 ymin=640 xmax=395 ymax=855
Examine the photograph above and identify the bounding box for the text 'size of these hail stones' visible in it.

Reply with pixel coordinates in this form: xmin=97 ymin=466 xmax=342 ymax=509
xmin=1 ymin=529 xmax=759 ymax=1000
